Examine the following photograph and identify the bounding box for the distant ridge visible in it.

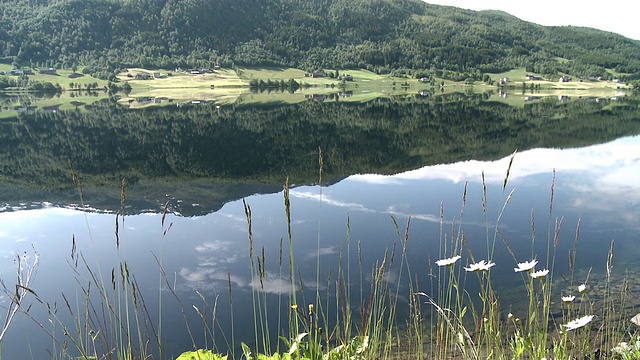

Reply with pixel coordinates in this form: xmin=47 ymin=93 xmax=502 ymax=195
xmin=0 ymin=0 xmax=639 ymax=82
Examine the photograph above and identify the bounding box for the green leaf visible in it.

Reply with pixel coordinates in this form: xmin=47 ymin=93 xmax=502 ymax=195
xmin=256 ymin=354 xmax=276 ymax=360
xmin=175 ymin=349 xmax=227 ymax=360
xmin=257 ymin=353 xmax=292 ymax=360
xmin=241 ymin=343 xmax=252 ymax=359
xmin=279 ymin=335 xmax=292 ymax=348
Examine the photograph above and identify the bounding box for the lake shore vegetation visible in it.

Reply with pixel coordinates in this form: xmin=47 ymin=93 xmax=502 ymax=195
xmin=2 ymin=153 xmax=639 ymax=359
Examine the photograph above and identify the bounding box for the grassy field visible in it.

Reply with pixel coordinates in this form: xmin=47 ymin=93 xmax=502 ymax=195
xmin=487 ymin=67 xmax=630 ymax=91
xmin=118 ymin=66 xmax=440 ymax=107
xmin=53 ymin=69 xmax=110 ymax=88
xmin=606 ymin=67 xmax=633 ymax=78
xmin=119 ymin=87 xmax=244 ymax=108
xmin=236 ymin=88 xmax=410 ymax=106
xmin=114 ymin=67 xmax=245 ymax=107
xmin=237 ymin=66 xmax=432 ymax=88
xmin=0 ymin=65 xmax=634 ymax=114
xmin=0 ymin=64 xmax=111 ymax=89
xmin=117 ymin=67 xmax=244 ymax=88
xmin=0 ymin=65 xmax=115 ymax=118
xmin=236 ymin=67 xmax=308 ymax=81
xmin=0 ymin=90 xmax=112 ymax=119
xmin=486 ymin=88 xmax=626 ymax=108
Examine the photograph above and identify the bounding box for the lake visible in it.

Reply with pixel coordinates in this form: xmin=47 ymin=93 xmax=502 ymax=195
xmin=0 ymin=92 xmax=639 ymax=358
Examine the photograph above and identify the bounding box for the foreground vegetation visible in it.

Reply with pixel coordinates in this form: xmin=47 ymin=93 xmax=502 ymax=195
xmin=2 ymin=154 xmax=640 ymax=359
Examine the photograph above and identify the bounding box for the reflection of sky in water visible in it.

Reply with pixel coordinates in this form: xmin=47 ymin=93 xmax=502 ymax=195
xmin=0 ymin=136 xmax=638 ymax=357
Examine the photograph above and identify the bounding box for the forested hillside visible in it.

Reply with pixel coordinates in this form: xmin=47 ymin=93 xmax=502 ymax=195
xmin=1 ymin=0 xmax=640 ymax=81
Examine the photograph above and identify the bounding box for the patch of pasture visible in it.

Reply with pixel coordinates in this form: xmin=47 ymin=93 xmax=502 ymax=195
xmin=486 ymin=68 xmax=530 ymax=80
xmin=116 ymin=68 xmax=244 ymax=89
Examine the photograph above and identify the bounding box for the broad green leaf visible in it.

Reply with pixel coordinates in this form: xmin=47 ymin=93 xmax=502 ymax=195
xmin=175 ymin=349 xmax=227 ymax=360
xmin=257 ymin=353 xmax=292 ymax=360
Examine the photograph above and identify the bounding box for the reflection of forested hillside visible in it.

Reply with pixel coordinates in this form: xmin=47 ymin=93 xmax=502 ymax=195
xmin=2 ymin=95 xmax=640 ymax=193
xmin=0 ymin=98 xmax=640 ymax=189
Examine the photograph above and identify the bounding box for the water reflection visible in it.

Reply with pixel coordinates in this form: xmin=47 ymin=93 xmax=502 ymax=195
xmin=353 ymin=134 xmax=640 ymax=227
xmin=1 ymin=135 xmax=638 ymax=357
xmin=2 ymin=95 xmax=640 ymax=199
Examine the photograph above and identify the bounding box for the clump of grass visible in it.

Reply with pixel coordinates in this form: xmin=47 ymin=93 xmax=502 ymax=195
xmin=0 ymin=248 xmax=39 ymax=343
xmin=32 ymin=176 xmax=166 ymax=359
xmin=233 ymin=149 xmax=415 ymax=360
xmin=404 ymin=156 xmax=637 ymax=360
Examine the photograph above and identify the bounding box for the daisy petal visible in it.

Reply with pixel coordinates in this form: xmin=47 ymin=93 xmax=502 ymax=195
xmin=514 ymin=259 xmax=538 ymax=272
xmin=464 ymin=259 xmax=496 ymax=272
xmin=563 ymin=315 xmax=594 ymax=331
xmin=530 ymin=269 xmax=549 ymax=279
xmin=435 ymin=255 xmax=461 ymax=267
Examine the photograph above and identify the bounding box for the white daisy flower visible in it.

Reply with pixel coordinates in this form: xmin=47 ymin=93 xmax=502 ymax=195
xmin=578 ymin=284 xmax=587 ymax=293
xmin=562 ymin=295 xmax=576 ymax=303
xmin=530 ymin=269 xmax=549 ymax=279
xmin=514 ymin=259 xmax=538 ymax=272
xmin=612 ymin=342 xmax=631 ymax=354
xmin=563 ymin=315 xmax=594 ymax=331
xmin=464 ymin=260 xmax=496 ymax=272
xmin=435 ymin=255 xmax=461 ymax=267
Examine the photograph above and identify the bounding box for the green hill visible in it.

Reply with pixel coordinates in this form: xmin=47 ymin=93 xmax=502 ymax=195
xmin=1 ymin=0 xmax=640 ymax=82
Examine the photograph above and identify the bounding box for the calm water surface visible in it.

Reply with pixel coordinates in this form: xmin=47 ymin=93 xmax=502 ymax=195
xmin=1 ymin=96 xmax=639 ymax=358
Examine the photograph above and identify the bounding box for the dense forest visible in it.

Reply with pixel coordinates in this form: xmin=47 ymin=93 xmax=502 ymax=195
xmin=1 ymin=0 xmax=640 ymax=81
xmin=1 ymin=95 xmax=639 ymax=197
